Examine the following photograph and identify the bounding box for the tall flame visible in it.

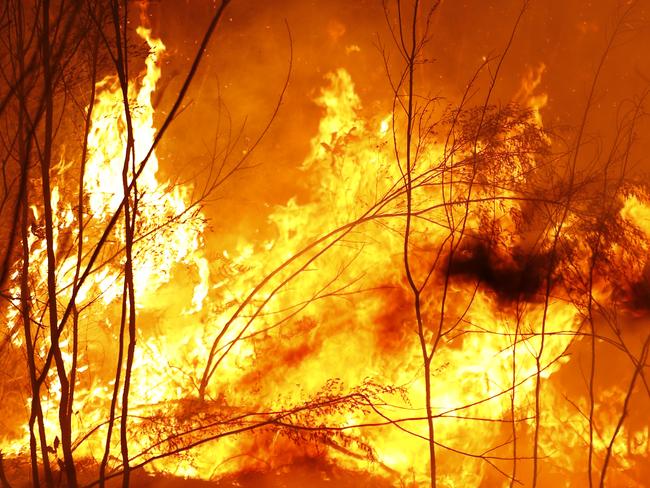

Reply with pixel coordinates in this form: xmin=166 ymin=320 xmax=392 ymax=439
xmin=2 ymin=20 xmax=650 ymax=488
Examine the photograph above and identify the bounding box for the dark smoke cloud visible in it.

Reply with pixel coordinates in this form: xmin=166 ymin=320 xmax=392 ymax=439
xmin=447 ymin=237 xmax=552 ymax=304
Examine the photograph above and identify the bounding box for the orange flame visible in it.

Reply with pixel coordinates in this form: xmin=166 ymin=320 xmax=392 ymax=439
xmin=2 ymin=19 xmax=650 ymax=488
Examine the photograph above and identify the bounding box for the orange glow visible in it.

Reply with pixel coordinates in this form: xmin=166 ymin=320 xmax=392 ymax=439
xmin=1 ymin=3 xmax=650 ymax=488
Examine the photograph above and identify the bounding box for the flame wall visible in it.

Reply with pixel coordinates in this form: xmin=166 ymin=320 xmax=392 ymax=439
xmin=1 ymin=1 xmax=650 ymax=487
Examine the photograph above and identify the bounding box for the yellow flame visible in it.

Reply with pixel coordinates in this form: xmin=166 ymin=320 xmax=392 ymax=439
xmin=2 ymin=23 xmax=649 ymax=488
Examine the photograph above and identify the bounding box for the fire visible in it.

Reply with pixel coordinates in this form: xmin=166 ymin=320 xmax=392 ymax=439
xmin=2 ymin=24 xmax=210 ymax=471
xmin=2 ymin=6 xmax=650 ymax=488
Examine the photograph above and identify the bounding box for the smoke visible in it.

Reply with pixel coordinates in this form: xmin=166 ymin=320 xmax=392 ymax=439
xmin=447 ymin=237 xmax=551 ymax=303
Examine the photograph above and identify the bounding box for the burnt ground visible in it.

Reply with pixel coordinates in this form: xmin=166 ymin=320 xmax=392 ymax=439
xmin=126 ymin=463 xmax=396 ymax=488
xmin=3 ymin=461 xmax=397 ymax=488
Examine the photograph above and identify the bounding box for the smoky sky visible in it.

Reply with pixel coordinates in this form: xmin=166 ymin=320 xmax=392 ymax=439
xmin=144 ymin=0 xmax=650 ymax=247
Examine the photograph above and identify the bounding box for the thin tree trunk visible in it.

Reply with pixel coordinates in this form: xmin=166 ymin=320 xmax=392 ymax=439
xmin=108 ymin=3 xmax=138 ymax=485
xmin=397 ymin=2 xmax=437 ymax=486
xmin=40 ymin=0 xmax=77 ymax=485
xmin=20 ymin=150 xmax=53 ymax=488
